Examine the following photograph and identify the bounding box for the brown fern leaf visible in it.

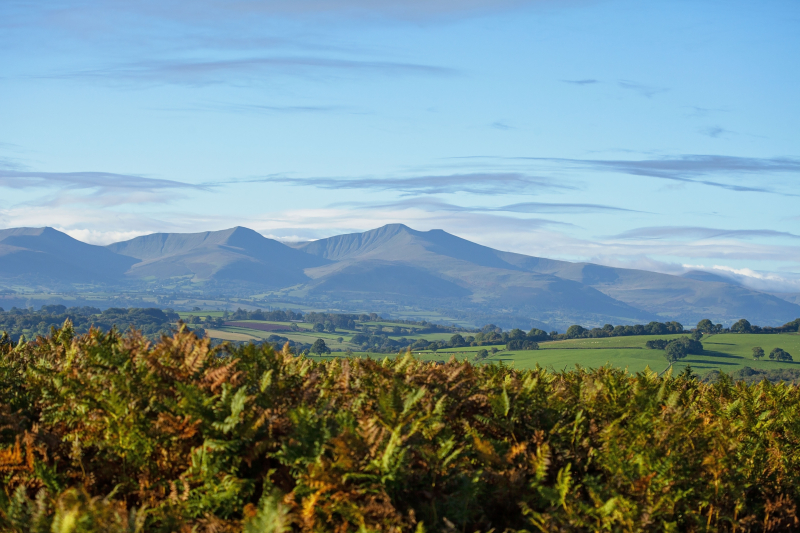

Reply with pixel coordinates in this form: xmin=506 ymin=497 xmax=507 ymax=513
xmin=0 ymin=435 xmax=24 ymax=472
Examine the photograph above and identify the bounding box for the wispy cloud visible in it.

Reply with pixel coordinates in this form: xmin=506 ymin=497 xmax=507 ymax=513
xmin=609 ymin=226 xmax=800 ymax=241
xmin=0 ymin=169 xmax=204 ymax=206
xmin=561 ymin=79 xmax=598 ymax=85
xmin=7 ymin=0 xmax=562 ymax=30
xmin=491 ymin=154 xmax=800 ymax=195
xmin=682 ymin=264 xmax=800 ymax=292
xmin=193 ymin=102 xmax=354 ymax=114
xmin=499 ymin=201 xmax=641 ymax=214
xmin=491 ymin=121 xmax=513 ymax=130
xmin=684 ymin=106 xmax=729 ymax=118
xmin=242 ymin=172 xmax=575 ymax=195
xmin=0 ymin=169 xmax=201 ymax=193
xmin=698 ymin=126 xmax=734 ymax=139
xmin=617 ymin=79 xmax=668 ymax=98
xmin=51 ymin=56 xmax=457 ymax=86
xmin=356 ymin=197 xmax=640 ymax=214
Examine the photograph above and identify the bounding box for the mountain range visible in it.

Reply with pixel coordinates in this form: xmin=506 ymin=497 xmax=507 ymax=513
xmin=1 ymin=224 xmax=798 ymax=330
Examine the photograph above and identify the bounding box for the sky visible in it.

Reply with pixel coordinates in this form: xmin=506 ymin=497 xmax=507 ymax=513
xmin=1 ymin=0 xmax=799 ymax=292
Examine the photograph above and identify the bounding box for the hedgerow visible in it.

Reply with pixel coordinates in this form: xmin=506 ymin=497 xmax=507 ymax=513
xmin=1 ymin=322 xmax=800 ymax=532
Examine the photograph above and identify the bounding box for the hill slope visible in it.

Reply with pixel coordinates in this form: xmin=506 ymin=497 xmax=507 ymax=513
xmin=0 ymin=227 xmax=136 ymax=285
xmin=298 ymin=224 xmax=800 ymax=327
xmin=108 ymin=227 xmax=329 ymax=287
xmin=1 ymin=224 xmax=797 ymax=329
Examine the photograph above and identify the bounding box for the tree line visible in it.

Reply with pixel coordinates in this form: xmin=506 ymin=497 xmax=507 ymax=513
xmin=0 ymin=306 xmax=184 ymax=342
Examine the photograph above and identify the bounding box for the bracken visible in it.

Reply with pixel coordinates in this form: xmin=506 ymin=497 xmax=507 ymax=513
xmin=1 ymin=321 xmax=800 ymax=532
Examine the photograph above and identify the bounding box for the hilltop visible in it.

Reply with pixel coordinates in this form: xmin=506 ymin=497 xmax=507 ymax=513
xmin=1 ymin=223 xmax=798 ymax=330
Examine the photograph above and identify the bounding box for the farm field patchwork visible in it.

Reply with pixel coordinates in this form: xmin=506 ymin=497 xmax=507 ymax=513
xmin=204 ymin=317 xmax=459 ymax=345
xmin=197 ymin=313 xmax=800 ymax=378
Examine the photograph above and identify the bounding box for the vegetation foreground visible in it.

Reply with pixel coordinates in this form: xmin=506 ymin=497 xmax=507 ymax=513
xmin=2 ymin=325 xmax=800 ymax=532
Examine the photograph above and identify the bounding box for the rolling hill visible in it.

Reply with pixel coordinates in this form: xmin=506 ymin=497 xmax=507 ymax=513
xmin=0 ymin=224 xmax=798 ymax=330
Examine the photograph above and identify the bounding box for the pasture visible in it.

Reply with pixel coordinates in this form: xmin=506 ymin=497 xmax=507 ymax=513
xmin=196 ymin=311 xmax=800 ymax=378
xmin=407 ymin=333 xmax=800 ymax=376
xmin=487 ymin=332 xmax=800 ymax=375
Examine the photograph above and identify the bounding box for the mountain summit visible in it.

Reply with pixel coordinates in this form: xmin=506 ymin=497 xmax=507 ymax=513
xmin=108 ymin=227 xmax=328 ymax=287
xmin=0 ymin=224 xmax=798 ymax=329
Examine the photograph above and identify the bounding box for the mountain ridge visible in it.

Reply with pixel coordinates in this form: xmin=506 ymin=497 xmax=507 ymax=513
xmin=0 ymin=224 xmax=798 ymax=329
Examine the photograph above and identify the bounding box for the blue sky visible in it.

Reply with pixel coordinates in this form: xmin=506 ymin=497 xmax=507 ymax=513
xmin=1 ymin=0 xmax=799 ymax=291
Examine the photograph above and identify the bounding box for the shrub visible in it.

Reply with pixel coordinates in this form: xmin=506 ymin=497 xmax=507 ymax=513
xmin=506 ymin=339 xmax=539 ymax=350
xmin=645 ymin=339 xmax=668 ymax=350
xmin=2 ymin=323 xmax=800 ymax=531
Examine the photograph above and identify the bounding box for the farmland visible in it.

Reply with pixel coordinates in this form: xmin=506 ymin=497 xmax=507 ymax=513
xmin=197 ymin=314 xmax=458 ymax=350
xmin=175 ymin=311 xmax=800 ymax=378
xmin=415 ymin=332 xmax=800 ymax=375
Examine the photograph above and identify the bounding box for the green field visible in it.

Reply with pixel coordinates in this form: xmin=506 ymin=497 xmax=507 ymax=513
xmin=485 ymin=333 xmax=800 ymax=375
xmin=198 ymin=315 xmax=800 ymax=378
xmin=403 ymin=333 xmax=800 ymax=376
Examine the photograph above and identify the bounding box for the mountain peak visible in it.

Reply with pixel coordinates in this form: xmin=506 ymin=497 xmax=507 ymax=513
xmin=0 ymin=226 xmax=50 ymax=241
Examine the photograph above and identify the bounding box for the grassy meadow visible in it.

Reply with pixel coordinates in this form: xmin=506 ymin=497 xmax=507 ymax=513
xmin=393 ymin=332 xmax=800 ymax=376
xmin=190 ymin=311 xmax=800 ymax=378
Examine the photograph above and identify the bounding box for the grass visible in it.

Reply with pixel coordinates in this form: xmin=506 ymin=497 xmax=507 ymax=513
xmin=203 ymin=319 xmax=800 ymax=378
xmin=489 ymin=333 xmax=800 ymax=375
xmin=405 ymin=333 xmax=800 ymax=376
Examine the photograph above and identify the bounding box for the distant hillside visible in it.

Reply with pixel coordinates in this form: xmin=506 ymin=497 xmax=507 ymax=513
xmin=1 ymin=224 xmax=798 ymax=330
xmin=495 ymin=251 xmax=800 ymax=326
xmin=108 ymin=226 xmax=329 ymax=288
xmin=0 ymin=227 xmax=136 ymax=286
xmin=297 ymin=224 xmax=655 ymax=328
xmin=298 ymin=224 xmax=800 ymax=328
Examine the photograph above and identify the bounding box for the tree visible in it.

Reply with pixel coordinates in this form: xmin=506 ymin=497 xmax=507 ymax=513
xmin=752 ymin=347 xmax=765 ymax=360
xmin=324 ymin=321 xmax=336 ymax=333
xmin=731 ymin=319 xmax=752 ymax=333
xmin=311 ymin=338 xmax=331 ymax=355
xmin=770 ymin=348 xmax=793 ymax=362
xmin=665 ymin=342 xmax=688 ymax=364
xmin=450 ymin=334 xmax=466 ymax=347
xmin=508 ymin=328 xmax=526 ymax=340
xmin=313 ymin=323 xmax=325 ymax=333
xmin=474 ymin=349 xmax=489 ymax=361
xmin=690 ymin=330 xmax=703 ymax=341
xmin=697 ymin=319 xmax=714 ymax=333
xmin=337 ymin=337 xmax=344 ymax=344
xmin=645 ymin=339 xmax=668 ymax=350
xmin=566 ymin=325 xmax=586 ymax=339
xmin=527 ymin=328 xmax=549 ymax=341
xmin=507 ymin=339 xmax=539 ymax=351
